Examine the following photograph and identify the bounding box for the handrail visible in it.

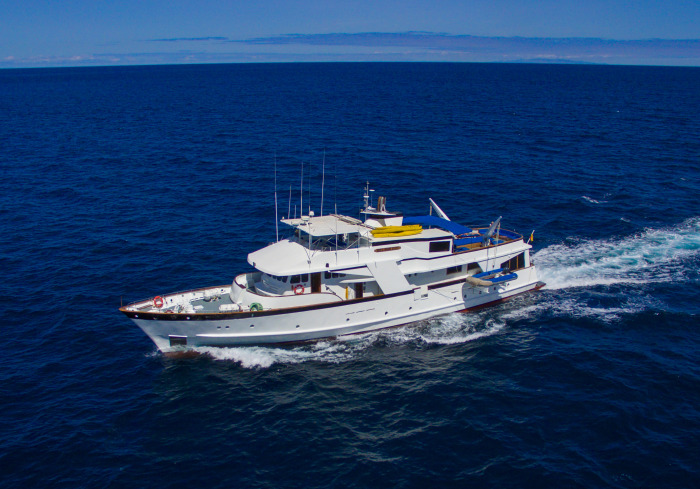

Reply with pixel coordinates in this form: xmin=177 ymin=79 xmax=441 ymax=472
xmin=124 ymin=284 xmax=231 ymax=307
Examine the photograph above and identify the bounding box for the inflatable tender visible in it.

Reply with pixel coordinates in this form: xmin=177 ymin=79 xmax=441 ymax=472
xmin=466 ymin=269 xmax=518 ymax=287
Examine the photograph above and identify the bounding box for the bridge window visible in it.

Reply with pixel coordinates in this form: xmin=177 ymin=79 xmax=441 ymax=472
xmin=501 ymin=252 xmax=525 ymax=271
xmin=429 ymin=241 xmax=451 ymax=253
xmin=446 ymin=265 xmax=462 ymax=275
xmin=324 ymin=271 xmax=346 ymax=280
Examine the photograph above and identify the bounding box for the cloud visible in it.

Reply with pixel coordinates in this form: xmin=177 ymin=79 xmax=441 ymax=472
xmin=229 ymin=32 xmax=700 ymax=59
xmin=2 ymin=32 xmax=700 ymax=68
xmin=146 ymin=37 xmax=228 ymax=42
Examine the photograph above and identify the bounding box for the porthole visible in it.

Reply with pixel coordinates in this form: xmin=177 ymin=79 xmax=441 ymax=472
xmin=385 ymin=311 xmax=388 ymax=315
xmin=217 ymin=326 xmax=221 ymax=329
xmin=250 ymin=325 xmax=254 ymax=328
xmin=346 ymin=318 xmax=349 ymax=321
xmin=409 ymin=307 xmax=412 ymax=310
xmin=296 ymin=325 xmax=300 ymax=329
xmin=225 ymin=326 xmax=229 ymax=329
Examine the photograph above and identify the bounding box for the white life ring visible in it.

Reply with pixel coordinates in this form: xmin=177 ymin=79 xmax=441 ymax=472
xmin=294 ymin=284 xmax=305 ymax=295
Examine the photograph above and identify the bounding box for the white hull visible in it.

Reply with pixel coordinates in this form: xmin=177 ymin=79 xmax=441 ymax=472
xmin=130 ymin=267 xmax=543 ymax=351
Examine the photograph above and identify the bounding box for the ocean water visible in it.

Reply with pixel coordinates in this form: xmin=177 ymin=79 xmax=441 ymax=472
xmin=1 ymin=63 xmax=699 ymax=488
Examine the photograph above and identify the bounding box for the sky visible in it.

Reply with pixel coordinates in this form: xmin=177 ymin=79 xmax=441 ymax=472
xmin=2 ymin=0 xmax=700 ymax=67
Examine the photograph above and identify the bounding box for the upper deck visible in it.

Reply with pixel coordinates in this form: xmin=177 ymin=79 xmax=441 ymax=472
xmin=248 ymin=212 xmax=523 ymax=277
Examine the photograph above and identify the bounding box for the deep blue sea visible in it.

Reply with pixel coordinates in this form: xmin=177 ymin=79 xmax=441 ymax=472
xmin=2 ymin=63 xmax=700 ymax=488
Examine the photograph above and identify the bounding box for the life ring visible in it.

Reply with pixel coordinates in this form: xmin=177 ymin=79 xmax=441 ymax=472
xmin=249 ymin=302 xmax=263 ymax=312
xmin=153 ymin=296 xmax=164 ymax=308
xmin=294 ymin=284 xmax=305 ymax=295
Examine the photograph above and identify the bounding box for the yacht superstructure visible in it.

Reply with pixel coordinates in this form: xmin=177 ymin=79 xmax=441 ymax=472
xmin=120 ymin=184 xmax=544 ymax=351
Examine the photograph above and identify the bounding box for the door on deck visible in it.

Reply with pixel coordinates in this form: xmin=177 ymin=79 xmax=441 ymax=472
xmin=311 ymin=272 xmax=322 ymax=293
xmin=354 ymin=283 xmax=364 ymax=299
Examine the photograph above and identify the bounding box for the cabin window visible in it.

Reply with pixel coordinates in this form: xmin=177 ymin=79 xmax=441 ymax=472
xmin=301 ymin=274 xmax=309 ymax=282
xmin=467 ymin=263 xmax=480 ymax=271
xmin=429 ymin=241 xmax=451 ymax=253
xmin=501 ymin=252 xmax=525 ymax=271
xmin=282 ymin=276 xmax=288 ymax=283
xmin=325 ymin=271 xmax=332 ymax=279
xmin=446 ymin=265 xmax=462 ymax=275
xmin=290 ymin=275 xmax=301 ymax=284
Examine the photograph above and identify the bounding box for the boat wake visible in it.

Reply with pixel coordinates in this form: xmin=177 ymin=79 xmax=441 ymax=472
xmin=501 ymin=296 xmax=660 ymax=323
xmin=192 ymin=314 xmax=505 ymax=368
xmin=581 ymin=195 xmax=607 ymax=204
xmin=536 ymin=217 xmax=700 ymax=290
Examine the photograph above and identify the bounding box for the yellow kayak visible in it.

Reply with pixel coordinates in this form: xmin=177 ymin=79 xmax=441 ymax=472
xmin=371 ymin=224 xmax=422 ymax=238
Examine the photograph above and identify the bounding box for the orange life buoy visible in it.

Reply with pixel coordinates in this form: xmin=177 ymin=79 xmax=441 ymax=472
xmin=154 ymin=296 xmax=164 ymax=308
xmin=294 ymin=284 xmax=305 ymax=295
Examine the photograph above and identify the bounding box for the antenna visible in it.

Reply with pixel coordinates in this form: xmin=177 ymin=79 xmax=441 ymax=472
xmin=300 ymin=161 xmax=304 ymax=218
xmin=321 ymin=149 xmax=325 ymax=217
xmin=363 ymin=182 xmax=369 ymax=211
xmin=274 ymin=152 xmax=279 ymax=242
xmin=288 ymin=184 xmax=292 ymax=221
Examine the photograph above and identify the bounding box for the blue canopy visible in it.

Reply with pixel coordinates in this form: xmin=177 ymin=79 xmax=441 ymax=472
xmin=454 ymin=236 xmax=481 ymax=247
xmin=402 ymin=216 xmax=472 ymax=235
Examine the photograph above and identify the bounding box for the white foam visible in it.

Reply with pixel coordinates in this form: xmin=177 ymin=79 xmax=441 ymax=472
xmin=535 ymin=217 xmax=700 ymax=290
xmin=582 ymin=196 xmax=607 ymax=204
xmin=500 ymin=296 xmax=656 ymax=323
xmin=193 ymin=312 xmax=505 ymax=368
